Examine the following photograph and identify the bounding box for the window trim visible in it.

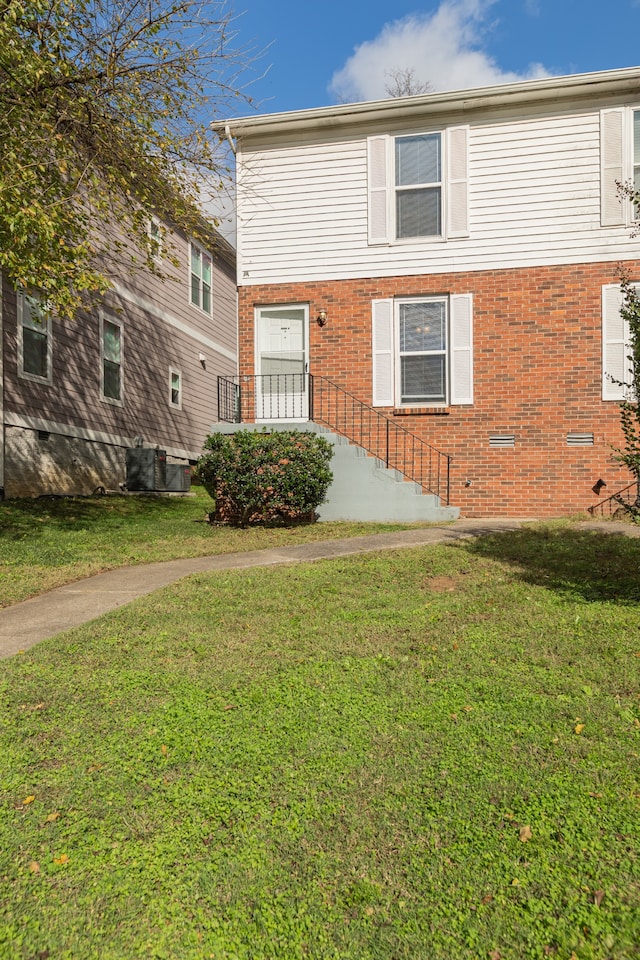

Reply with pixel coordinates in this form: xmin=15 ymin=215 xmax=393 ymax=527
xmin=395 ymin=296 xmax=448 ymax=406
xmin=169 ymin=366 xmax=182 ymax=410
xmin=367 ymin=127 xmax=469 ymax=245
xmin=394 ymin=133 xmax=443 ymax=241
xmin=100 ymin=312 xmax=124 ymax=406
xmin=189 ymin=241 xmax=213 ymax=315
xmin=372 ymin=293 xmax=473 ymax=408
xmin=17 ymin=291 xmax=53 ymax=385
xmin=148 ymin=217 xmax=163 ymax=263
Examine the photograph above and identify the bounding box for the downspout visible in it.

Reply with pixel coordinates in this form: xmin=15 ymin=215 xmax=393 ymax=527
xmin=224 ymin=124 xmax=236 ymax=155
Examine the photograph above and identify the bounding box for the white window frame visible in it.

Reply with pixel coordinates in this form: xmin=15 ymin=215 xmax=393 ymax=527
xmin=100 ymin=313 xmax=124 ymax=406
xmin=396 ymin=296 xmax=448 ymax=405
xmin=189 ymin=241 xmax=212 ymax=315
xmin=367 ymin=127 xmax=469 ymax=245
xmin=169 ymin=366 xmax=182 ymax=410
xmin=394 ymin=133 xmax=443 ymax=241
xmin=372 ymin=294 xmax=473 ymax=408
xmin=148 ymin=217 xmax=163 ymax=263
xmin=17 ymin=291 xmax=52 ymax=385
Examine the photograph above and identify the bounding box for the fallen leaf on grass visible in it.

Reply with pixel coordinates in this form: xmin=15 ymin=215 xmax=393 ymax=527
xmin=519 ymin=825 xmax=533 ymax=842
xmin=53 ymin=854 xmax=69 ymax=865
xmin=594 ymin=889 xmax=605 ymax=907
xmin=161 ymin=744 xmax=168 ymax=755
xmin=489 ymin=951 xmax=501 ymax=960
xmin=224 ymin=704 xmax=236 ymax=710
xmin=29 ymin=861 xmax=40 ymax=874
xmin=574 ymin=724 xmax=585 ymax=735
xmin=45 ymin=812 xmax=60 ymax=822
xmin=22 ymin=796 xmax=35 ymax=805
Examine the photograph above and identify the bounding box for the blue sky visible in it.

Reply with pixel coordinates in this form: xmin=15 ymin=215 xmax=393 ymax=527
xmin=231 ymin=0 xmax=640 ymax=113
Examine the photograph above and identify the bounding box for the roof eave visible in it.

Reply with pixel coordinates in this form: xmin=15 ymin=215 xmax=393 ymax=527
xmin=211 ymin=66 xmax=640 ymax=140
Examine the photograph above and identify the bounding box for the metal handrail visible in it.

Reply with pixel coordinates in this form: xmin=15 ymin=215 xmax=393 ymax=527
xmin=217 ymin=373 xmax=452 ymax=504
xmin=588 ymin=481 xmax=640 ymax=518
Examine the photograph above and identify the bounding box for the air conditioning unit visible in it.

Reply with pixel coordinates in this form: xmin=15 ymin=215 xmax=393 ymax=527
xmin=126 ymin=448 xmax=167 ymax=491
xmin=166 ymin=464 xmax=191 ymax=492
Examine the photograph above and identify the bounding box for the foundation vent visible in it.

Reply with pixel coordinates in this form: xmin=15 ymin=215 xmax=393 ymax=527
xmin=566 ymin=432 xmax=594 ymax=446
xmin=489 ymin=434 xmax=515 ymax=448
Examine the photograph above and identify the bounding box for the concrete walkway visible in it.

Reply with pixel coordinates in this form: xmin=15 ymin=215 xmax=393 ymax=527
xmin=1 ymin=517 xmax=638 ymax=660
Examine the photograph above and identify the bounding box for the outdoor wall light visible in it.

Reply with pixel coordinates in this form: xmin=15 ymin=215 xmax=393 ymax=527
xmin=592 ymin=478 xmax=607 ymax=495
xmin=316 ymin=310 xmax=328 ymax=327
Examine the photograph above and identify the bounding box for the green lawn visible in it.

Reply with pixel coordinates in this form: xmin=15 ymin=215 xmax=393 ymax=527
xmin=1 ymin=525 xmax=639 ymax=959
xmin=0 ymin=488 xmax=419 ymax=608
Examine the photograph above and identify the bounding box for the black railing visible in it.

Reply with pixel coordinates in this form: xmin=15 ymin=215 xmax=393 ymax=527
xmin=588 ymin=481 xmax=640 ymax=518
xmin=217 ymin=373 xmax=452 ymax=504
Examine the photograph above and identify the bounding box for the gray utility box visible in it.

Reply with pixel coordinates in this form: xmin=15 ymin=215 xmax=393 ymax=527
xmin=166 ymin=464 xmax=191 ymax=493
xmin=126 ymin=448 xmax=167 ymax=491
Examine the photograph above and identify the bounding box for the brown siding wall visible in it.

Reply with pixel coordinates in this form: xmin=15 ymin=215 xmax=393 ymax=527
xmin=2 ymin=224 xmax=237 ymax=497
xmin=238 ymin=261 xmax=637 ymax=518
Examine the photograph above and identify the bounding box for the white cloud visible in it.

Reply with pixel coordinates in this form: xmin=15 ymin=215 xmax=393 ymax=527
xmin=329 ymin=0 xmax=551 ymax=103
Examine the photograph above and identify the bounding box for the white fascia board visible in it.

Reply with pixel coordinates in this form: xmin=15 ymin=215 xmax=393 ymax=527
xmin=212 ymin=67 xmax=640 ymax=141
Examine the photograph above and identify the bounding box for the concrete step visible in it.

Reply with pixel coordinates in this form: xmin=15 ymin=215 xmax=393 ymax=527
xmin=208 ymin=421 xmax=459 ymax=523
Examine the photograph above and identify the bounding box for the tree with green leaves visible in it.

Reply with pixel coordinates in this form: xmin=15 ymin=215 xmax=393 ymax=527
xmin=0 ymin=0 xmax=249 ymax=316
xmin=613 ymin=274 xmax=640 ymax=507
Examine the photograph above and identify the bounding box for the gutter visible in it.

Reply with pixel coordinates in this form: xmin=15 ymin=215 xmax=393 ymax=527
xmin=211 ymin=65 xmax=640 ymax=139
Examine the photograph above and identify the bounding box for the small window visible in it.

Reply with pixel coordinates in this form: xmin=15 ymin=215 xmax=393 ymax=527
xmin=101 ymin=315 xmax=123 ymax=404
xmin=190 ymin=242 xmax=212 ymax=314
xmin=18 ymin=292 xmax=52 ymax=384
xmin=148 ymin=218 xmax=163 ymax=262
xmin=169 ymin=367 xmax=182 ymax=409
xmin=395 ymin=134 xmax=442 ymax=239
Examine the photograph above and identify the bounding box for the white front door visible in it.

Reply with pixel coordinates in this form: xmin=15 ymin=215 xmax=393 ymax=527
xmin=256 ymin=305 xmax=308 ymax=420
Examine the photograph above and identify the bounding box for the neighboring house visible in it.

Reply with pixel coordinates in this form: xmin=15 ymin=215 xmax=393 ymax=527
xmin=213 ymin=66 xmax=640 ymax=518
xmin=0 ymin=223 xmax=236 ymax=498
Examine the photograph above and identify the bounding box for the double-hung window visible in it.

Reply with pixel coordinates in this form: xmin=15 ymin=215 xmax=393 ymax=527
xmin=372 ymin=295 xmax=473 ymax=408
xmin=17 ymin=292 xmax=52 ymax=384
xmin=368 ymin=126 xmax=469 ymax=244
xmin=190 ymin=242 xmax=212 ymax=314
xmin=398 ymin=299 xmax=447 ymax=403
xmin=395 ymin=134 xmax=442 ymax=239
xmin=101 ymin=315 xmax=123 ymax=404
xmin=169 ymin=367 xmax=182 ymax=409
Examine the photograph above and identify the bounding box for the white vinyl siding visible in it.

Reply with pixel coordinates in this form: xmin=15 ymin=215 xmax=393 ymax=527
xmin=237 ymin=110 xmax=639 ymax=285
xmin=17 ymin=292 xmax=52 ymax=384
xmin=602 ymin=284 xmax=634 ymax=400
xmin=372 ymin=295 xmax=473 ymax=407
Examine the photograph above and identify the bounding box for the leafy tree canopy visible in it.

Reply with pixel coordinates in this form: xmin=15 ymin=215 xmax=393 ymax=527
xmin=0 ymin=0 xmax=248 ymax=316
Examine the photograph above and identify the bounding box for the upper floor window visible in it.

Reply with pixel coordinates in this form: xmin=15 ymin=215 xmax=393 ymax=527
xmin=17 ymin=291 xmax=52 ymax=384
xmin=395 ymin=134 xmax=442 ymax=239
xmin=101 ymin=314 xmax=123 ymax=404
xmin=368 ymin=127 xmax=468 ymax=245
xmin=148 ymin=218 xmax=163 ymax=262
xmin=190 ymin=242 xmax=212 ymax=314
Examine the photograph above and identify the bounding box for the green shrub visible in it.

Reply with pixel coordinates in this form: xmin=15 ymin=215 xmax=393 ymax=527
xmin=195 ymin=430 xmax=334 ymax=526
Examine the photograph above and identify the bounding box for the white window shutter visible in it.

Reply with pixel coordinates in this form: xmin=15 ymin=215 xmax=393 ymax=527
xmin=450 ymin=293 xmax=473 ymax=405
xmin=372 ymin=299 xmax=394 ymax=406
xmin=602 ymin=284 xmax=631 ymax=400
xmin=601 ymin=109 xmax=625 ymax=227
xmin=368 ymin=136 xmax=390 ymax=244
xmin=447 ymin=126 xmax=469 ymax=238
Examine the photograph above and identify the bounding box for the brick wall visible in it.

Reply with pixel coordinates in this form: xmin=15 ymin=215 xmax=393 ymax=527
xmin=238 ymin=261 xmax=640 ymax=517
